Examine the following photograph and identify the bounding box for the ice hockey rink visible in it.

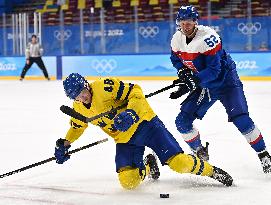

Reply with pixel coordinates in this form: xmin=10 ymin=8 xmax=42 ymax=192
xmin=0 ymin=80 xmax=271 ymax=205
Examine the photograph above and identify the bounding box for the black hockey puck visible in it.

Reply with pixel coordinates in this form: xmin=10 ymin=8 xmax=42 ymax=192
xmin=160 ymin=193 xmax=169 ymax=198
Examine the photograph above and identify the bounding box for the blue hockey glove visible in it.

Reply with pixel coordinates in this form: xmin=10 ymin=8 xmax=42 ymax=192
xmin=54 ymin=138 xmax=71 ymax=164
xmin=114 ymin=109 xmax=139 ymax=132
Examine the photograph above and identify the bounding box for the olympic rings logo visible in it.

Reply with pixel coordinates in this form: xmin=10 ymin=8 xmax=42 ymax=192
xmin=91 ymin=59 xmax=117 ymax=74
xmin=138 ymin=26 xmax=159 ymax=38
xmin=54 ymin=29 xmax=72 ymax=41
xmin=237 ymin=22 xmax=261 ymax=35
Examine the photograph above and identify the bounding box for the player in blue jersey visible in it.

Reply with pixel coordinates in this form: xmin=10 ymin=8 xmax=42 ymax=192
xmin=54 ymin=73 xmax=234 ymax=189
xmin=169 ymin=5 xmax=271 ymax=173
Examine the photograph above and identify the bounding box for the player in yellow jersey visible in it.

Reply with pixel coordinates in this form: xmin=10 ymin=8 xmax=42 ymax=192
xmin=55 ymin=73 xmax=233 ymax=189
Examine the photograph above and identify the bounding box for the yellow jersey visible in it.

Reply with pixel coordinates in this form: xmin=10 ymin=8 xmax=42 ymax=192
xmin=65 ymin=77 xmax=156 ymax=143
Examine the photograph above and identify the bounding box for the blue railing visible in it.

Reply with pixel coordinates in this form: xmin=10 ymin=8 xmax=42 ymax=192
xmin=1 ymin=52 xmax=271 ymax=80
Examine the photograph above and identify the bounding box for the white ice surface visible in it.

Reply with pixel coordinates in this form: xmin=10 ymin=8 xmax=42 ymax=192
xmin=0 ymin=80 xmax=271 ymax=205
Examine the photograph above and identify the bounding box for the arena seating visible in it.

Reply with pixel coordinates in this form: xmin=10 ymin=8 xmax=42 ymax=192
xmin=1 ymin=0 xmax=271 ymax=26
xmin=232 ymin=0 xmax=270 ymax=17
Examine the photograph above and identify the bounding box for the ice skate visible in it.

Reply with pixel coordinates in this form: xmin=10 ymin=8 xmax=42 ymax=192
xmin=144 ymin=154 xmax=160 ymax=180
xmin=192 ymin=142 xmax=209 ymax=161
xmin=258 ymin=150 xmax=271 ymax=173
xmin=211 ymin=166 xmax=233 ymax=186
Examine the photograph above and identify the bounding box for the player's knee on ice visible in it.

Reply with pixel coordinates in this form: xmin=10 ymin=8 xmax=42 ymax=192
xmin=167 ymin=153 xmax=213 ymax=176
xmin=118 ymin=167 xmax=144 ymax=190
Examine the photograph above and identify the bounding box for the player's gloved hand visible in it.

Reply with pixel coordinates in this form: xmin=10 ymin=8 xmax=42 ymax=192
xmin=177 ymin=66 xmax=200 ymax=88
xmin=177 ymin=66 xmax=194 ymax=81
xmin=169 ymin=83 xmax=190 ymax=99
xmin=54 ymin=138 xmax=71 ymax=164
xmin=184 ymin=74 xmax=200 ymax=90
xmin=170 ymin=72 xmax=200 ymax=99
xmin=114 ymin=109 xmax=139 ymax=132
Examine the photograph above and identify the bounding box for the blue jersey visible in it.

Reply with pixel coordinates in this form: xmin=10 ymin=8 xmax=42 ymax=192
xmin=170 ymin=25 xmax=241 ymax=91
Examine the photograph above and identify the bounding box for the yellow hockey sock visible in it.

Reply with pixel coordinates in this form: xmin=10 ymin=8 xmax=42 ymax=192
xmin=167 ymin=153 xmax=213 ymax=176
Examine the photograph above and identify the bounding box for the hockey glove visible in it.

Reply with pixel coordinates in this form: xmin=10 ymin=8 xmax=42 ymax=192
xmin=170 ymin=70 xmax=200 ymax=99
xmin=114 ymin=109 xmax=139 ymax=132
xmin=176 ymin=66 xmax=200 ymax=89
xmin=54 ymin=138 xmax=71 ymax=164
xmin=177 ymin=66 xmax=194 ymax=81
xmin=169 ymin=84 xmax=190 ymax=99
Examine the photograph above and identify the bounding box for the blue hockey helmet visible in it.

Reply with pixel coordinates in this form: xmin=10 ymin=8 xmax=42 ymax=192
xmin=176 ymin=5 xmax=199 ymax=24
xmin=63 ymin=73 xmax=89 ymax=100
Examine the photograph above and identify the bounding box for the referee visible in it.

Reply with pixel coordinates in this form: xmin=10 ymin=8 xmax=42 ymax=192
xmin=20 ymin=34 xmax=50 ymax=81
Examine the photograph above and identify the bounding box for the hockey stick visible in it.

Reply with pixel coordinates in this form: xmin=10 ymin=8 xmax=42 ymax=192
xmin=0 ymin=138 xmax=108 ymax=179
xmin=145 ymin=83 xmax=176 ymax=98
xmin=60 ymin=83 xmax=177 ymax=123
